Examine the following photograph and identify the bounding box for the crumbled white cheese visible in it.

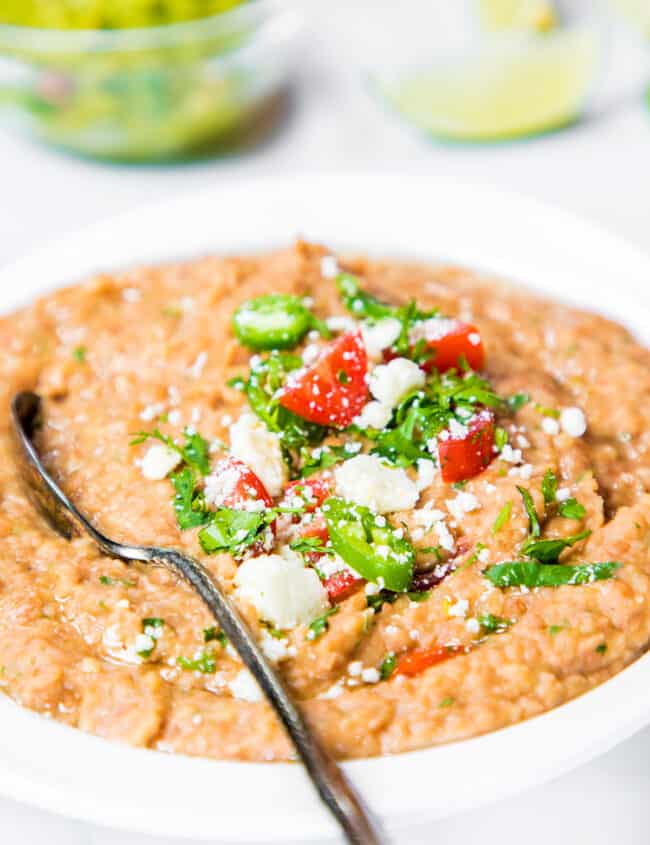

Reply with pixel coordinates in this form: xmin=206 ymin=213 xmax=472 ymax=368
xmin=560 ymin=407 xmax=587 ymax=438
xmin=140 ymin=443 xmax=182 ymax=480
xmin=302 ymin=344 xmax=321 ymax=366
xmin=446 ymin=491 xmax=481 ymax=522
xmin=325 ymin=315 xmax=357 ymax=333
xmin=368 ymin=358 xmax=425 ymax=409
xmin=122 ymin=287 xmax=142 ymax=303
xmin=229 ymin=413 xmax=287 ymax=497
xmin=500 ymin=444 xmax=523 ymax=464
xmin=353 ymin=400 xmax=392 ymax=431
xmin=134 ymin=633 xmax=155 ymax=654
xmin=260 ymin=632 xmax=292 ymax=663
xmin=319 ymin=682 xmax=344 ymax=699
xmin=434 ymin=519 xmax=455 ymax=552
xmin=508 ymin=463 xmax=533 ymax=480
xmin=556 ymin=487 xmax=571 ymax=502
xmin=448 ymin=598 xmax=469 ymax=618
xmin=360 ymin=318 xmax=402 ymax=360
xmin=140 ymin=402 xmax=165 ymax=421
xmin=334 ymin=454 xmax=419 ymax=513
xmin=235 ymin=549 xmax=329 ymax=629
xmin=466 ymin=618 xmax=481 ymax=634
xmin=542 ymin=417 xmax=560 ymax=435
xmin=229 ymin=669 xmax=263 ymax=703
xmin=189 ymin=351 xmax=208 ymax=379
xmin=347 ymin=661 xmax=363 ymax=677
xmin=167 ymin=409 xmax=182 ymax=426
xmin=320 ymin=255 xmax=340 ymax=279
xmin=361 ymin=667 xmax=381 ymax=684
xmin=409 ymin=317 xmax=459 ymax=345
xmin=416 ymin=459 xmax=435 ymax=491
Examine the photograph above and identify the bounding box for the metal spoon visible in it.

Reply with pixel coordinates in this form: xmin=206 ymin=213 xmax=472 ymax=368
xmin=11 ymin=391 xmax=385 ymax=845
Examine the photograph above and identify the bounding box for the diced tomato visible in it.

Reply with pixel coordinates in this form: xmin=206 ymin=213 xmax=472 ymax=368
xmin=420 ymin=322 xmax=485 ymax=374
xmin=324 ymin=570 xmax=364 ymax=603
xmin=278 ymin=330 xmax=368 ymax=428
xmin=283 ymin=476 xmax=332 ymax=513
xmin=438 ymin=409 xmax=495 ymax=483
xmin=395 ymin=645 xmax=459 ymax=678
xmin=208 ymin=457 xmax=273 ymax=510
xmin=299 ymin=514 xmax=330 ymax=544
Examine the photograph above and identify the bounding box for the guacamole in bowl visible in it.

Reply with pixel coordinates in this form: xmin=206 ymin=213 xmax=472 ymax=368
xmin=0 ymin=0 xmax=299 ymax=161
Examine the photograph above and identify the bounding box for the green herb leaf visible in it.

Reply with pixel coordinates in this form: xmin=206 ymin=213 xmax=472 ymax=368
xmin=130 ymin=427 xmax=211 ymax=476
xmin=492 ymin=500 xmax=512 ymax=534
xmin=379 ymin=652 xmax=397 ymax=680
xmin=507 ymin=393 xmax=529 ymax=413
xmin=541 ymin=469 xmax=558 ymax=506
xmin=99 ymin=574 xmax=135 ymax=588
xmin=484 ymin=560 xmax=620 ymax=588
xmin=596 ymin=642 xmax=607 ymax=655
xmin=521 ymin=529 xmax=591 ymax=565
xmin=406 ymin=590 xmax=431 ymax=603
xmin=198 ymin=508 xmax=267 ymax=556
xmin=548 ymin=624 xmax=565 ymax=636
xmin=477 ymin=613 xmax=513 ymax=634
xmin=176 ymin=652 xmax=217 ymax=674
xmin=204 ymin=627 xmax=228 ymax=647
xmin=336 ymin=273 xmax=393 ymax=320
xmin=299 ymin=444 xmax=355 ymax=478
xmin=558 ymin=498 xmax=586 ymax=520
xmin=307 ymin=607 xmax=339 ymax=640
xmin=439 ymin=696 xmax=455 ymax=708
xmin=494 ymin=427 xmax=508 ymax=452
xmin=142 ymin=617 xmax=164 ymax=630
xmin=170 ymin=467 xmax=210 ymax=530
xmin=517 ymin=486 xmax=541 ymax=538
xmin=72 ymin=345 xmax=86 ymax=363
xmin=289 ymin=536 xmax=334 ymax=557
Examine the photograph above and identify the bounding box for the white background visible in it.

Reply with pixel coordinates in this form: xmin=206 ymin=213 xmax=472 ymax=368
xmin=1 ymin=7 xmax=650 ymax=844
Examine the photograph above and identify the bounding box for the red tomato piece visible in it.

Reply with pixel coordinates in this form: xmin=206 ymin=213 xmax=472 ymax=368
xmin=299 ymin=514 xmax=330 ymax=544
xmin=323 ymin=570 xmax=364 ymax=603
xmin=395 ymin=645 xmax=459 ymax=678
xmin=438 ymin=409 xmax=495 ymax=484
xmin=420 ymin=322 xmax=485 ymax=374
xmin=278 ymin=331 xmax=368 ymax=428
xmin=283 ymin=476 xmax=332 ymax=513
xmin=207 ymin=457 xmax=273 ymax=510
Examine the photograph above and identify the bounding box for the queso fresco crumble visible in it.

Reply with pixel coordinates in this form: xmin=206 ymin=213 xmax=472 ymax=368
xmin=1 ymin=241 xmax=649 ymax=762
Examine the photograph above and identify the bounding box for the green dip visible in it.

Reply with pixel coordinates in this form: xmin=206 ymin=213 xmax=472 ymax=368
xmin=0 ymin=0 xmax=244 ymax=29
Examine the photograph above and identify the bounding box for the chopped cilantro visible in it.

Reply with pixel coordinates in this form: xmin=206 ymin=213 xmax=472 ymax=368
xmin=204 ymin=627 xmax=228 ymax=647
xmin=198 ymin=508 xmax=268 ymax=556
xmin=492 ymin=500 xmax=512 ymax=534
xmin=541 ymin=469 xmax=558 ymax=506
xmin=521 ymin=529 xmax=591 ymax=565
xmin=406 ymin=590 xmax=431 ymax=603
xmin=517 ymin=486 xmax=541 ymax=538
xmin=130 ymin=427 xmax=211 ymax=476
xmin=299 ymin=444 xmax=353 ymax=478
xmin=477 ymin=613 xmax=513 ymax=634
xmin=558 ymin=498 xmax=586 ymax=520
xmin=142 ymin=617 xmax=164 ymax=630
xmin=548 ymin=624 xmax=565 ymax=636
xmin=494 ymin=426 xmax=508 ymax=452
xmin=596 ymin=642 xmax=607 ymax=655
xmin=379 ymin=652 xmax=397 ymax=680
xmin=484 ymin=560 xmax=619 ymax=588
xmin=72 ymin=345 xmax=86 ymax=363
xmin=439 ymin=696 xmax=455 ymax=708
xmin=171 ymin=467 xmax=209 ymax=529
xmin=534 ymin=404 xmax=560 ymax=419
xmin=507 ymin=393 xmax=529 ymax=413
xmin=307 ymin=607 xmax=339 ymax=640
xmin=176 ymin=652 xmax=217 ymax=674
xmin=289 ymin=536 xmax=334 ymax=557
xmin=99 ymin=574 xmax=135 ymax=588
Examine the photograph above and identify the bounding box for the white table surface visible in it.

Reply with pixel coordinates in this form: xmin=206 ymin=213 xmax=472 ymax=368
xmin=2 ymin=9 xmax=650 ymax=844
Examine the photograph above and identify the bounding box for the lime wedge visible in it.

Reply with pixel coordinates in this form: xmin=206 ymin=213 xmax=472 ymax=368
xmin=478 ymin=0 xmax=558 ymax=32
xmin=377 ymin=28 xmax=599 ymax=142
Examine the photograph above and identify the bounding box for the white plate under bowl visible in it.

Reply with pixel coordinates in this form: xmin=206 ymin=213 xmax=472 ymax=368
xmin=1 ymin=175 xmax=650 ymax=843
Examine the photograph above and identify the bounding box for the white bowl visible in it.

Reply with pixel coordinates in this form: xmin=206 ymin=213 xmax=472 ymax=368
xmin=1 ymin=175 xmax=650 ymax=843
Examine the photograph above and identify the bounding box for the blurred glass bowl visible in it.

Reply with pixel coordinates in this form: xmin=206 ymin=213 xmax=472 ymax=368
xmin=336 ymin=0 xmax=609 ymax=143
xmin=0 ymin=1 xmax=301 ymax=162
